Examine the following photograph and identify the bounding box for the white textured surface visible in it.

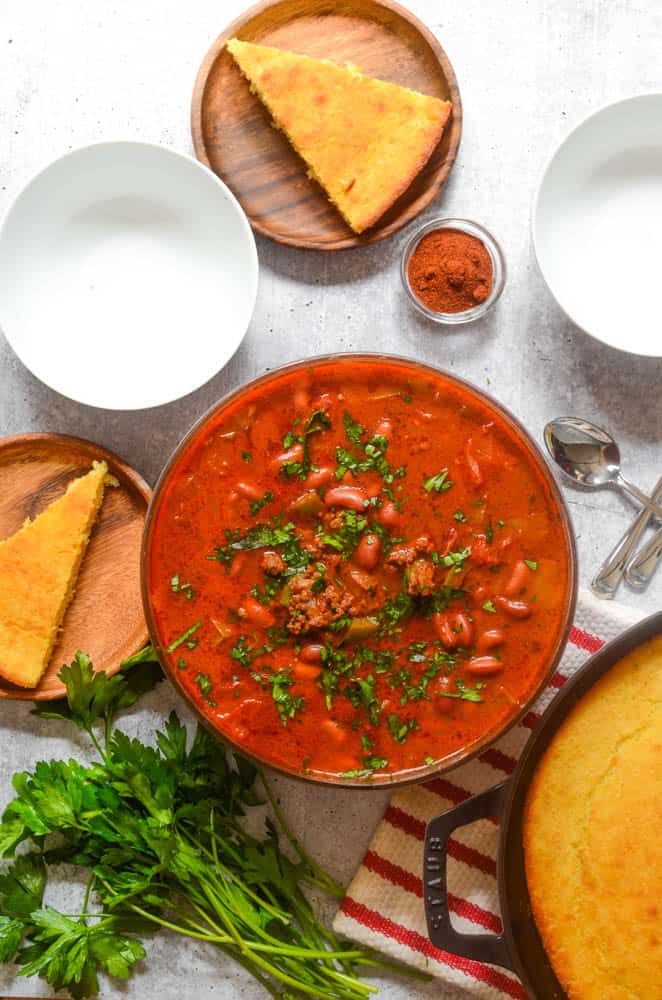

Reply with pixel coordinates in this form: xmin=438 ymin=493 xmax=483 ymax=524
xmin=1 ymin=1 xmax=662 ymax=997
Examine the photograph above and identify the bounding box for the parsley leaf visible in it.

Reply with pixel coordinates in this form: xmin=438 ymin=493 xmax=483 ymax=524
xmin=439 ymin=679 xmax=486 ymax=702
xmin=423 ymin=469 xmax=453 ymax=493
xmin=269 ymin=670 xmax=304 ymax=725
xmin=343 ymin=410 xmax=364 ymax=445
xmin=249 ymin=491 xmax=274 ymax=517
xmin=482 ymin=600 xmax=497 ymax=613
xmin=524 ymin=559 xmax=538 ymax=571
xmin=280 ymin=410 xmax=331 ymax=479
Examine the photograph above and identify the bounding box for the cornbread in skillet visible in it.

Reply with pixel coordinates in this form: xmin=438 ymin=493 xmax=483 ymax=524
xmin=226 ymin=39 xmax=451 ymax=234
xmin=524 ymin=635 xmax=662 ymax=1000
xmin=0 ymin=461 xmax=110 ymax=688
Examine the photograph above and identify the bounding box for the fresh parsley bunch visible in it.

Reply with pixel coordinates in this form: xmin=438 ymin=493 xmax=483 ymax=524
xmin=0 ymin=649 xmax=421 ymax=998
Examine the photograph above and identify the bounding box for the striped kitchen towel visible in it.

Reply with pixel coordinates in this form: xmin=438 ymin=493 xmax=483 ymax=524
xmin=333 ymin=589 xmax=642 ymax=998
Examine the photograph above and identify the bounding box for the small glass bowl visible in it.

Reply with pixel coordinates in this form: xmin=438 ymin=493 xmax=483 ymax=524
xmin=400 ymin=217 xmax=506 ymax=325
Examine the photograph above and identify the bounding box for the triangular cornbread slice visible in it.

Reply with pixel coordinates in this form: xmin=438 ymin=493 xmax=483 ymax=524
xmin=0 ymin=461 xmax=110 ymax=688
xmin=227 ymin=39 xmax=452 ymax=234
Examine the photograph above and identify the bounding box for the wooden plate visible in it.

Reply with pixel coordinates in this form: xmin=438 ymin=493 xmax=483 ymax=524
xmin=191 ymin=0 xmax=462 ymax=250
xmin=0 ymin=434 xmax=151 ymax=701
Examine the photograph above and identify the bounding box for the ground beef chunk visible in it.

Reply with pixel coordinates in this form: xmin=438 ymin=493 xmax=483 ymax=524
xmin=406 ymin=557 xmax=436 ymax=597
xmin=261 ymin=550 xmax=285 ymax=576
xmin=286 ymin=568 xmax=356 ymax=635
xmin=387 ymin=535 xmax=434 ymax=567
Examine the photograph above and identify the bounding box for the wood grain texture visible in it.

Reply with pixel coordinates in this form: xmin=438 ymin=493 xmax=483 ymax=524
xmin=0 ymin=434 xmax=151 ymax=701
xmin=191 ymin=0 xmax=462 ymax=250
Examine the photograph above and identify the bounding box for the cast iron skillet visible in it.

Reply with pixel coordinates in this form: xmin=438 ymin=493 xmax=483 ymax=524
xmin=423 ymin=609 xmax=662 ymax=998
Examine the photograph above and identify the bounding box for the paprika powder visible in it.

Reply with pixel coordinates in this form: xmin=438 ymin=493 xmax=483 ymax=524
xmin=407 ymin=227 xmax=493 ymax=314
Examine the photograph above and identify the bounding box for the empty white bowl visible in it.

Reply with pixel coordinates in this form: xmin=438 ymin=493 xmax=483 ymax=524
xmin=533 ymin=94 xmax=662 ymax=357
xmin=0 ymin=142 xmax=259 ymax=409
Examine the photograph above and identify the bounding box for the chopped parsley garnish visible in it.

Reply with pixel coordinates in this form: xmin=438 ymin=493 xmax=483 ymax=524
xmin=176 ymin=657 xmax=187 ymax=671
xmin=423 ymin=468 xmax=453 ymax=493
xmin=341 ymin=755 xmax=388 ymax=779
xmin=167 ymin=621 xmax=201 ymax=653
xmin=195 ymin=673 xmax=216 ymax=706
xmin=334 ymin=433 xmax=405 ymax=498
xmin=249 ymin=491 xmax=274 ymax=517
xmin=436 ymin=546 xmax=472 ymax=569
xmin=387 ymin=713 xmax=419 ymax=744
xmin=485 ymin=519 xmax=494 ymax=544
xmin=211 ymin=521 xmax=309 ymax=573
xmin=230 ymin=635 xmax=254 ymax=667
xmin=280 ymin=410 xmax=331 ymax=479
xmin=170 ymin=574 xmax=194 ymax=600
xmin=378 ymin=592 xmax=415 ymax=636
xmin=319 ymin=509 xmax=368 ymax=557
xmin=360 ymin=733 xmax=374 ymax=751
xmin=482 ymin=600 xmax=497 ymax=613
xmin=453 ymin=509 xmax=468 ymax=523
xmin=439 ymin=679 xmax=485 ymax=703
xmin=424 ymin=755 xmax=435 ymax=766
xmin=524 ymin=559 xmax=538 ymax=571
xmin=251 ymin=576 xmax=284 ymax=605
xmin=241 ymin=450 xmax=252 ymax=462
xmin=270 ymin=670 xmax=305 ymax=725
xmin=343 ymin=410 xmax=364 ymax=445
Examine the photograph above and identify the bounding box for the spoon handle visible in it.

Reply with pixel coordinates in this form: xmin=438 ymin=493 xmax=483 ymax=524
xmin=625 ymin=523 xmax=662 ymax=589
xmin=617 ymin=475 xmax=662 ymax=520
xmin=592 ymin=475 xmax=662 ymax=598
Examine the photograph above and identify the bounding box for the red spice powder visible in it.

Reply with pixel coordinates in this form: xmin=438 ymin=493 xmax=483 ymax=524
xmin=407 ymin=228 xmax=494 ymax=314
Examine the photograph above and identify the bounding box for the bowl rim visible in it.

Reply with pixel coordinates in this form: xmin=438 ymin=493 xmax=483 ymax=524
xmin=400 ymin=216 xmax=507 ymax=324
xmin=531 ymin=92 xmax=662 ymax=358
xmin=0 ymin=139 xmax=259 ymax=410
xmin=141 ymin=351 xmax=578 ymax=788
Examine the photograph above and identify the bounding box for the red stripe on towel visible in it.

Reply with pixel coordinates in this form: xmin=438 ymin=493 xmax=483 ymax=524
xmin=569 ymin=625 xmax=604 ymax=654
xmin=339 ymin=897 xmax=526 ymax=999
xmin=362 ymin=851 xmax=501 ymax=932
xmin=384 ymin=805 xmax=497 ymax=876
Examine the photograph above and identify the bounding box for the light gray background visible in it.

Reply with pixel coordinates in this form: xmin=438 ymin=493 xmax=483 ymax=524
xmin=1 ymin=0 xmax=661 ymax=996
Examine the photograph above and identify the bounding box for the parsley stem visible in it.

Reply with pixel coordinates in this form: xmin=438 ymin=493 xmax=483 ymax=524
xmin=261 ymin=773 xmax=344 ymax=898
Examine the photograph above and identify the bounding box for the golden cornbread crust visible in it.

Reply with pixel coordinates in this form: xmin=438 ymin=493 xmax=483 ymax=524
xmin=524 ymin=636 xmax=662 ymax=1000
xmin=0 ymin=461 xmax=110 ymax=689
xmin=226 ymin=39 xmax=451 ymax=234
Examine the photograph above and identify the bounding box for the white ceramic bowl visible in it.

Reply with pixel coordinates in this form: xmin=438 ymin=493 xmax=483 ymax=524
xmin=533 ymin=94 xmax=662 ymax=357
xmin=0 ymin=142 xmax=258 ymax=409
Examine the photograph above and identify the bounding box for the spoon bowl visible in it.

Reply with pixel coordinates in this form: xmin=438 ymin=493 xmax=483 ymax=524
xmin=544 ymin=416 xmax=662 ymax=518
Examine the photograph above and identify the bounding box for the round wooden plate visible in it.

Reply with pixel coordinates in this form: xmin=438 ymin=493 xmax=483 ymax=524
xmin=191 ymin=0 xmax=462 ymax=250
xmin=0 ymin=434 xmax=151 ymax=701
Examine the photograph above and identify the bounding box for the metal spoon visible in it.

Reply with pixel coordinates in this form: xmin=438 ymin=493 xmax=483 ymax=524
xmin=544 ymin=417 xmax=662 ymax=519
xmin=625 ymin=521 xmax=662 ymax=589
xmin=592 ymin=474 xmax=662 ymax=598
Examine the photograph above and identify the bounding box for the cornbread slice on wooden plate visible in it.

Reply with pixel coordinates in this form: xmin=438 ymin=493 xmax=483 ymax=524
xmin=0 ymin=461 xmax=111 ymax=689
xmin=226 ymin=38 xmax=451 ymax=234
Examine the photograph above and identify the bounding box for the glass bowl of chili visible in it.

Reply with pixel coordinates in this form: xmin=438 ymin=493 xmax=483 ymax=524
xmin=401 ymin=218 xmax=506 ymax=324
xmin=142 ymin=353 xmax=577 ymax=789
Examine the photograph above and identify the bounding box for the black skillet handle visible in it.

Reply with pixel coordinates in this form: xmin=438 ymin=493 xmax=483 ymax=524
xmin=424 ymin=781 xmax=515 ymax=970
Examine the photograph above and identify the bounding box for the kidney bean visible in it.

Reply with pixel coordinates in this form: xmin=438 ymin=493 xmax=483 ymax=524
xmin=324 ymin=485 xmax=368 ymax=510
xmin=452 ymin=613 xmax=474 ymax=647
xmin=433 ymin=612 xmax=458 ymax=649
xmin=300 ymin=643 xmax=324 ymax=664
xmin=377 ymin=501 xmax=401 ymax=527
xmin=355 ymin=533 xmax=381 ymax=571
xmin=293 ymin=662 xmax=323 ymax=682
xmin=467 ymin=656 xmax=503 ymax=676
xmin=321 ymin=718 xmax=346 ymax=744
xmin=495 ymin=595 xmax=532 ymax=619
xmin=433 ymin=612 xmax=474 ymax=649
xmin=465 ymin=439 xmax=484 ymax=486
xmin=305 ymin=466 xmax=334 ymax=489
xmin=241 ymin=596 xmax=276 ymax=629
xmin=229 ymin=553 xmax=246 ymax=578
xmin=270 ymin=443 xmax=303 ymax=471
xmin=294 ymin=387 xmax=310 ymax=411
xmin=504 ymin=560 xmax=533 ymax=597
xmin=235 ymin=480 xmax=263 ymax=501
xmin=476 ymin=628 xmax=506 ymax=652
